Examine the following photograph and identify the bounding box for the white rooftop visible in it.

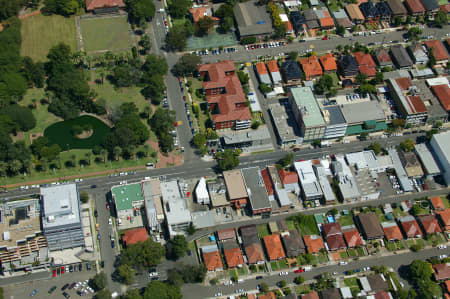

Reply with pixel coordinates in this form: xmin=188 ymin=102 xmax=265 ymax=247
xmin=41 ymin=184 xmax=81 ymax=229
xmin=195 ymin=177 xmax=210 ymax=201
xmin=294 ymin=161 xmax=323 ymax=198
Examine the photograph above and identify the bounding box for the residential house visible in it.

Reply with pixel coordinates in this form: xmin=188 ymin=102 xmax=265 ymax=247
xmin=281 ymin=60 xmax=303 ymax=84
xmin=263 ymin=234 xmax=286 ymax=260
xmin=217 ymin=228 xmax=236 ymax=241
xmin=359 ymin=2 xmax=381 ymax=21
xmin=387 ymin=0 xmax=408 ymax=21
xmin=202 ymin=245 xmax=223 ymax=271
xmin=358 ymin=212 xmax=384 ymax=240
xmin=282 ymin=230 xmax=306 ymax=257
xmin=367 ymin=274 xmax=389 ymax=293
xmin=338 ymin=55 xmax=359 ymax=78
xmin=399 ymin=151 xmax=425 ymax=178
xmin=342 ymin=226 xmax=364 ymax=247
xmin=302 ymin=291 xmax=320 ymax=299
xmin=407 ymin=43 xmax=429 ymax=64
xmin=390 ymin=45 xmax=414 ymax=69
xmin=320 ymin=53 xmax=338 ymax=73
xmin=279 ymin=169 xmax=300 ymax=193
xmin=189 ymin=7 xmax=219 ymax=24
xmin=430 ymin=84 xmax=450 ymax=114
xmin=255 ymin=62 xmax=271 ymax=85
xmin=223 ymin=169 xmax=248 ymax=209
xmin=234 ymin=0 xmax=273 ymax=40
xmin=376 ymin=1 xmax=392 ymax=21
xmin=323 ymin=222 xmax=346 ymax=251
xmin=354 ymin=51 xmax=377 ymax=78
xmin=85 ymin=0 xmax=125 ymax=13
xmin=267 ymin=60 xmax=282 ymax=85
xmin=420 ymin=0 xmax=440 ymax=14
xmin=304 ymin=9 xmax=320 ymax=29
xmin=280 ymin=14 xmax=294 ymax=35
xmin=436 ymin=209 xmax=450 ymax=231
xmin=423 ymin=40 xmax=449 ymax=65
xmin=333 ymin=9 xmax=353 ymax=28
xmin=198 ymin=61 xmax=251 ymax=130
xmin=299 ymin=55 xmax=323 ymax=81
xmin=418 ymin=214 xmax=442 ymax=235
xmin=303 ymin=234 xmax=325 ymax=253
xmin=346 ymin=4 xmax=365 ymax=24
xmin=122 ymin=227 xmax=148 ymax=246
xmin=315 ymin=7 xmax=335 ymax=29
xmin=258 ymin=292 xmax=277 ymax=299
xmin=290 ymin=11 xmax=306 ymax=34
xmin=242 ymin=167 xmax=272 ymax=216
xmin=267 ymin=165 xmax=292 ymax=211
xmin=374 ymin=48 xmax=394 ymax=68
xmin=432 ymin=263 xmax=450 ymax=281
xmin=398 ymin=216 xmax=423 ymax=238
xmin=320 ymin=288 xmax=343 ymax=299
xmin=382 ymin=222 xmax=404 ymax=241
xmin=387 ymin=77 xmax=428 ymax=125
xmin=405 ymin=0 xmax=426 ymax=16
xmin=430 ymin=196 xmax=445 ymax=211
xmin=223 ymin=240 xmax=244 ymax=268
xmin=240 ymin=225 xmax=265 ymax=264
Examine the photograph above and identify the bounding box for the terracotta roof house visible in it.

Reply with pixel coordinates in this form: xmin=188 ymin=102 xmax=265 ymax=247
xmin=354 ymin=51 xmax=377 ymax=77
xmin=430 ymin=196 xmax=446 ymax=210
xmin=433 ymin=263 xmax=450 ymax=281
xmin=431 ymin=84 xmax=450 ymax=112
xmin=303 ymin=234 xmax=325 ymax=253
xmin=255 ymin=62 xmax=272 ymax=85
xmin=299 ymin=55 xmax=323 ymax=81
xmin=405 ymin=0 xmax=426 ymax=15
xmin=358 ymin=212 xmax=384 ymax=240
xmin=217 ymin=228 xmax=236 ymax=241
xmin=359 ymin=2 xmax=381 ymax=21
xmin=387 ymin=0 xmax=408 ymax=20
xmin=282 ymin=230 xmax=306 ymax=257
xmin=374 ymin=291 xmax=393 ymax=299
xmin=320 ymin=53 xmax=338 ymax=73
xmin=326 ymin=234 xmax=347 ymax=251
xmin=281 ymin=60 xmax=303 ymax=84
xmin=338 ymin=54 xmax=359 ymax=78
xmin=436 ymin=208 xmax=450 ymax=231
xmin=418 ymin=214 xmax=442 ymax=235
xmin=85 ymin=0 xmax=125 ymax=12
xmin=323 ymin=222 xmax=342 ymax=237
xmin=374 ymin=48 xmax=394 ymax=68
xmin=198 ymin=61 xmax=251 ymax=130
xmin=263 ymin=234 xmax=286 ymax=260
xmin=245 ymin=242 xmax=265 ymax=264
xmin=122 ymin=227 xmax=149 ymax=246
xmin=223 ymin=244 xmax=244 ymax=268
xmin=261 ymin=169 xmax=275 ymax=199
xmin=258 ymin=292 xmax=277 ymax=299
xmin=343 ymin=226 xmax=364 ymax=247
xmin=279 ymin=169 xmax=299 ymax=193
xmin=346 ymin=4 xmax=365 ymax=23
xmin=203 ymin=249 xmax=224 ymax=271
xmin=320 ymin=288 xmax=342 ymax=299
xmin=382 ymin=222 xmax=404 ymax=241
xmin=284 ymin=20 xmax=294 ymax=34
xmin=398 ymin=216 xmax=423 ymax=238
xmin=423 ymin=40 xmax=449 ymax=65
xmin=189 ymin=7 xmax=219 ymax=23
xmin=266 ymin=60 xmax=282 ymax=85
xmin=302 ymin=291 xmax=320 ymax=299
xmin=390 ymin=45 xmax=414 ymax=68
xmin=315 ymin=7 xmax=335 ymax=29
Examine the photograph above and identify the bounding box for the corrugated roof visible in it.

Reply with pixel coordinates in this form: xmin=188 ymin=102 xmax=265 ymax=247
xmin=431 ymin=84 xmax=450 ymax=111
xmin=346 ymin=4 xmax=365 ymax=20
xmin=424 ymin=40 xmax=449 ymax=61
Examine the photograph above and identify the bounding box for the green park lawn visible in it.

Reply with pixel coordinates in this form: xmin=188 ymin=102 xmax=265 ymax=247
xmin=21 ymin=14 xmax=77 ymax=62
xmin=80 ymin=16 xmax=134 ymax=53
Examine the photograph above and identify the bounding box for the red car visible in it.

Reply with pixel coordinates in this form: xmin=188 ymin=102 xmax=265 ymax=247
xmin=294 ymin=269 xmax=301 ymax=273
xmin=178 ymin=77 xmax=182 ymax=83
xmin=53 ymin=269 xmax=57 ymax=277
xmin=61 ymin=266 xmax=65 ymax=274
xmin=183 ymin=96 xmax=186 ymax=102
xmin=322 ymin=36 xmax=328 ymax=40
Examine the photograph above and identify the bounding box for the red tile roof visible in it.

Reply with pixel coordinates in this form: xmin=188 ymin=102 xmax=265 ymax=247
xmin=375 ymin=291 xmax=392 ymax=299
xmin=445 ymin=279 xmax=450 ymax=292
xmin=419 ymin=215 xmax=442 ymax=234
xmin=261 ymin=169 xmax=274 ymax=196
xmin=326 ymin=234 xmax=347 ymax=250
xmin=302 ymin=291 xmax=320 ymax=299
xmin=395 ymin=77 xmax=413 ymax=90
xmin=430 ymin=196 xmax=446 ymax=210
xmin=320 ymin=17 xmax=335 ymax=28
xmin=258 ymin=292 xmax=276 ymax=299
xmin=407 ymin=95 xmax=427 ymax=113
xmin=354 ymin=52 xmax=377 ymax=77
xmin=383 ymin=223 xmax=404 ymax=241
xmin=431 ymin=84 xmax=450 ymax=111
xmin=267 ymin=60 xmax=280 ymax=73
xmin=303 ymin=235 xmax=325 ymax=253
xmin=405 ymin=0 xmax=426 ymax=13
xmin=437 ymin=209 xmax=450 ymax=231
xmin=122 ymin=227 xmax=148 ymax=246
xmin=245 ymin=243 xmax=265 ymax=264
xmin=224 ymin=247 xmax=244 ymax=268
xmin=203 ymin=250 xmax=223 ymax=271
xmin=284 ymin=21 xmax=294 ymax=33
xmin=323 ymin=222 xmax=342 ymax=237
xmin=424 ymin=40 xmax=449 ymax=61
xmin=399 ymin=218 xmax=423 ymax=238
xmin=299 ymin=55 xmax=323 ymax=80
xmin=343 ymin=227 xmax=364 ymax=247
xmin=217 ymin=228 xmax=236 ymax=241
xmin=263 ymin=234 xmax=286 ymax=260
xmin=85 ymin=0 xmax=125 ymax=11
xmin=441 ymin=4 xmax=450 ymax=12
xmin=375 ymin=48 xmax=392 ymax=64
xmin=359 ymin=65 xmax=377 ymax=77
xmin=320 ymin=53 xmax=338 ymax=72
xmin=256 ymin=62 xmax=269 ymax=75
xmin=433 ymin=263 xmax=450 ymax=281
xmin=279 ymin=169 xmax=299 ymax=185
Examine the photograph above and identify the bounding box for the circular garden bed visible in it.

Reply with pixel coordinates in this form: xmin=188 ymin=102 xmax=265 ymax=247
xmin=44 ymin=115 xmax=111 ymax=150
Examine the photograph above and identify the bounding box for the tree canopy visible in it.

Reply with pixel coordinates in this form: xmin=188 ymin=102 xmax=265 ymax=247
xmin=143 ymin=281 xmax=182 ymax=299
xmin=125 ymin=0 xmax=156 ymax=25
xmin=89 ymin=272 xmax=108 ymax=291
xmin=172 ymin=53 xmax=201 ymax=76
xmin=217 ymin=149 xmax=240 ymax=171
xmin=120 ymin=239 xmax=165 ymax=270
xmin=167 ymin=235 xmax=188 ymax=260
xmin=167 ymin=0 xmax=192 ymax=18
xmin=400 ymin=139 xmax=415 ymax=152
xmin=43 ymin=0 xmax=79 ymax=16
xmin=149 ymin=108 xmax=176 ymax=152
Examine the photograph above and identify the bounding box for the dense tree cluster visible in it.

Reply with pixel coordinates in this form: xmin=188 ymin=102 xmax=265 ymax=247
xmin=166 ymin=20 xmax=193 ymax=51
xmin=125 ymin=0 xmax=155 ymax=25
xmin=148 ymin=108 xmax=176 ymax=153
xmin=0 ymin=0 xmax=37 ymax=21
xmin=167 ymin=263 xmax=207 ymax=286
xmin=172 ymin=53 xmax=201 ymax=76
xmin=43 ymin=0 xmax=80 ymax=16
xmin=214 ymin=4 xmax=235 ymax=33
xmin=407 ymin=260 xmax=442 ymax=298
xmin=166 ymin=235 xmax=188 ymax=260
xmin=167 ymin=0 xmax=192 ymax=18
xmin=119 ymin=239 xmax=165 ymax=271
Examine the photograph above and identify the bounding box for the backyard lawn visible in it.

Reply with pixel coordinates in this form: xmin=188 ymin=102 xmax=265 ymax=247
xmin=338 ymin=215 xmax=354 ymax=227
xmin=81 ymin=16 xmax=134 ymax=53
xmin=257 ymin=224 xmax=270 ymax=238
xmin=286 ymin=220 xmax=297 ymax=231
xmin=21 ymin=14 xmax=77 ymax=61
xmin=344 ymin=277 xmax=360 ymax=293
xmin=296 ymin=215 xmax=320 ymax=236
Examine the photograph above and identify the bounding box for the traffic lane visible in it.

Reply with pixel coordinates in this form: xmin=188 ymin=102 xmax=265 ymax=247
xmin=3 ymin=270 xmax=95 ymax=299
xmin=181 ymin=247 xmax=444 ymax=299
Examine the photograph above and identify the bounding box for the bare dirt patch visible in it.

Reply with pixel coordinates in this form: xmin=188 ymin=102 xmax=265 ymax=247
xmin=76 ymin=129 xmax=93 ymax=139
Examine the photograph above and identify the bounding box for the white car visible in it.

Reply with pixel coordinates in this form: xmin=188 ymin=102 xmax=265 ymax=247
xmin=438 ymin=245 xmax=447 ymax=249
xmin=339 ymin=261 xmax=348 ymax=265
xmin=215 ymin=293 xmax=222 ymax=297
xmin=108 ymin=218 xmax=112 ymax=225
xmin=363 ymin=267 xmax=371 ymax=271
xmin=439 ymin=254 xmax=448 ymax=259
xmin=279 ymin=271 xmax=289 ymax=276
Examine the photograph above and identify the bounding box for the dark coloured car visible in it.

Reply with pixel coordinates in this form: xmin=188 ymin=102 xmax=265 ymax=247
xmin=61 ymin=284 xmax=69 ymax=291
xmin=68 ymin=282 xmax=76 ymax=290
xmin=78 ymin=264 xmax=82 ymax=271
xmin=91 ymin=184 xmax=97 ymax=189
xmin=100 ymin=261 xmax=105 ymax=268
xmin=86 ymin=263 xmax=91 ymax=271
xmin=63 ymin=292 xmax=70 ymax=298
xmin=69 ymin=265 xmax=73 ymax=272
xmin=48 ymin=286 xmax=57 ymax=294
xmin=94 ymin=210 xmax=98 ymax=217
xmin=256 ymin=276 xmax=263 ymax=280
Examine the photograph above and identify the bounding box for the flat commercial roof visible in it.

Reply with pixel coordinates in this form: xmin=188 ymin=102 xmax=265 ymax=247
xmin=41 ymin=184 xmax=81 ymax=228
xmin=160 ymin=181 xmax=191 ymax=225
xmin=234 ymin=0 xmax=272 ymax=36
xmin=431 ymin=131 xmax=450 ymax=164
xmin=222 ymin=127 xmax=271 ymax=145
xmin=294 ymin=160 xmax=323 ymax=198
xmin=242 ymin=167 xmax=271 ymax=211
xmin=323 ymin=106 xmax=346 ymax=126
xmin=112 ymin=182 xmax=143 ymax=211
xmin=291 ymin=87 xmax=325 ymax=128
xmin=223 ymin=170 xmax=248 ymax=200
xmin=388 ymin=149 xmax=413 ymax=192
xmin=340 ymin=101 xmax=385 ymax=124
xmin=269 ymin=102 xmax=302 ymax=144
xmin=415 ymin=143 xmax=441 ymax=175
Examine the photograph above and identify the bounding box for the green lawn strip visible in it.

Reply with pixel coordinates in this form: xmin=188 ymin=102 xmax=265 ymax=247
xmin=258 ymin=264 xmax=266 ymax=272
xmin=340 ymin=251 xmax=348 ymax=259
xmin=375 ymin=208 xmax=388 ymax=223
xmin=356 ymin=247 xmax=366 ymax=256
xmin=442 ymin=196 xmax=450 ymax=208
xmin=296 ymin=285 xmax=311 ymax=295
xmin=406 ymin=239 xmax=415 ymax=247
xmin=270 ymin=261 xmax=279 ymax=270
xmin=337 ymin=215 xmax=355 ymax=226
xmin=80 ymin=16 xmax=133 ymax=53
xmin=392 ymin=207 xmax=408 ymax=218
xmin=317 ymin=252 xmax=328 ymax=263
xmin=229 ymin=269 xmax=238 ymax=280
xmin=385 ymin=241 xmax=396 ymax=251
xmin=286 ymin=220 xmax=297 ymax=231
xmin=278 ymin=260 xmax=289 ymax=269
xmin=21 ymin=14 xmax=76 ymax=62
xmin=396 ymin=240 xmax=405 ymax=250
xmin=257 ymin=224 xmax=270 ymax=238
xmin=237 ymin=266 xmax=248 ymax=276
xmin=344 ymin=277 xmax=360 ymax=293
xmin=347 ymin=249 xmax=357 ymax=257
xmin=297 ymin=215 xmax=319 ymax=236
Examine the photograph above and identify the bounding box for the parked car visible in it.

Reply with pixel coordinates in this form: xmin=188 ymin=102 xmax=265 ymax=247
xmin=30 ymin=289 xmax=38 ymax=297
xmin=48 ymin=286 xmax=57 ymax=294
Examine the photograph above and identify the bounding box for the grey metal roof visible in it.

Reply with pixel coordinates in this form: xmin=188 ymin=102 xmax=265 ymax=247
xmin=333 ymin=8 xmax=349 ymax=19
xmin=142 ymin=181 xmax=159 ymax=230
xmin=323 ymin=106 xmax=346 ymax=125
xmin=390 ymin=45 xmax=414 ymax=68
xmin=191 ymin=210 xmax=216 ymax=229
xmin=234 ymin=0 xmax=273 ymax=37
xmin=269 ymin=102 xmax=302 ymax=144
xmin=222 ymin=127 xmax=271 ymax=145
xmin=387 ymin=0 xmax=408 ymax=14
xmin=339 ymin=101 xmax=385 ymax=124
xmin=388 ymin=149 xmax=413 ymax=192
xmin=242 ymin=167 xmax=271 ymax=211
